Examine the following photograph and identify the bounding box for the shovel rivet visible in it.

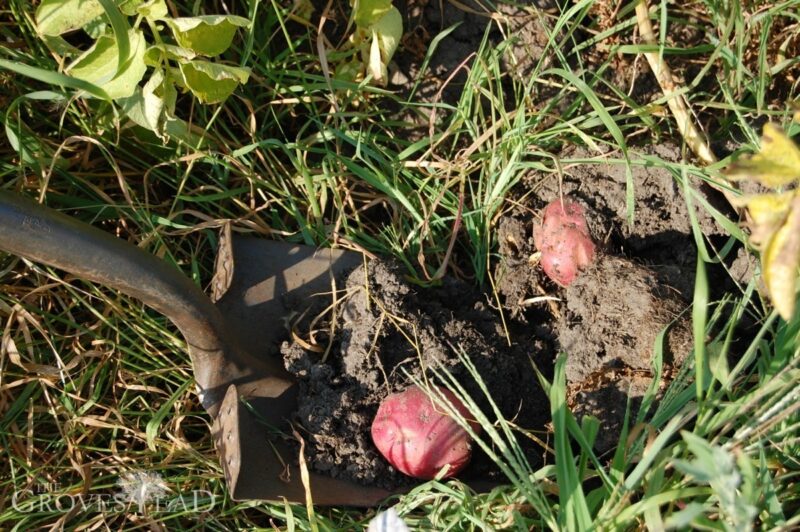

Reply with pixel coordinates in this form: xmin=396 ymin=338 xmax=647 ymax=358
xmin=227 ymin=431 xmax=232 ymax=441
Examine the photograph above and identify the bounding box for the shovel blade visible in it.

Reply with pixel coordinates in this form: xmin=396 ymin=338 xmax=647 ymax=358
xmin=211 ymin=235 xmax=393 ymax=505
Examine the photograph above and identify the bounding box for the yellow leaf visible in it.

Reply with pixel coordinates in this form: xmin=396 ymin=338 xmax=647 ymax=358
xmin=762 ymin=193 xmax=800 ymax=320
xmin=725 ymin=123 xmax=800 ymax=187
xmin=733 ymin=193 xmax=793 ymax=248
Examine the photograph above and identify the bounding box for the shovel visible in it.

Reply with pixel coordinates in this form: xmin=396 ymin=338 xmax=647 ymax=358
xmin=0 ymin=190 xmax=393 ymax=505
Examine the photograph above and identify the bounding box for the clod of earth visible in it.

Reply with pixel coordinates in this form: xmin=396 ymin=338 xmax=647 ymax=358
xmin=371 ymin=385 xmax=479 ymax=480
xmin=559 ymin=254 xmax=693 ymax=451
xmin=559 ymin=253 xmax=692 ymax=384
xmin=533 ymin=198 xmax=596 ymax=286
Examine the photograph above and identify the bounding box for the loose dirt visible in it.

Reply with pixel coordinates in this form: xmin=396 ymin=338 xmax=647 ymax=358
xmin=493 ymin=143 xmax=746 ymax=452
xmin=282 ymin=259 xmax=551 ymax=488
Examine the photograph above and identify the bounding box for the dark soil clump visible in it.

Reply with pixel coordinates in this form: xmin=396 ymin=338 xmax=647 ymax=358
xmin=282 ymin=259 xmax=550 ymax=488
xmin=559 ymin=253 xmax=693 ymax=384
xmin=559 ymin=254 xmax=693 ymax=452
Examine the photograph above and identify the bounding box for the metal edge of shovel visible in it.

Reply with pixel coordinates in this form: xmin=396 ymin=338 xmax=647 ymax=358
xmin=0 ymin=190 xmax=395 ymax=506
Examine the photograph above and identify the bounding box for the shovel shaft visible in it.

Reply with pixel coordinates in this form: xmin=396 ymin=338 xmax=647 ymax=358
xmin=0 ymin=190 xmax=267 ymax=413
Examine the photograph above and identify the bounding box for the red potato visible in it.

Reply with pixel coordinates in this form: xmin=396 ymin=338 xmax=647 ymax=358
xmin=533 ymin=198 xmax=596 ymax=286
xmin=371 ymin=385 xmax=479 ymax=479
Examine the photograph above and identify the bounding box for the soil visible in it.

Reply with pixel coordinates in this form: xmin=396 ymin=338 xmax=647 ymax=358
xmin=493 ymin=142 xmax=750 ymax=452
xmin=279 ymin=138 xmax=743 ymax=483
xmin=282 ymin=259 xmax=551 ymax=488
xmin=559 ymin=253 xmax=693 ymax=384
xmin=391 ymin=0 xmax=552 ymax=105
xmin=557 ymin=253 xmax=694 ymax=451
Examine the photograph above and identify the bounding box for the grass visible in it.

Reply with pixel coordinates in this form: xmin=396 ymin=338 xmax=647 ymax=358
xmin=1 ymin=0 xmax=800 ymax=529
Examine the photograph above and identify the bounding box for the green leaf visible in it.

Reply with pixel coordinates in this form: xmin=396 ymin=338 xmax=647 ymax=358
xmin=144 ymin=44 xmax=196 ymax=67
xmin=118 ymin=69 xmax=166 ymax=132
xmin=117 ymin=0 xmax=145 ymax=17
xmin=366 ymin=6 xmax=401 ymax=84
xmin=725 ymin=123 xmax=800 ymax=187
xmin=165 ymin=15 xmax=250 ymax=57
xmin=82 ymin=17 xmax=107 ymax=39
xmin=372 ymin=6 xmax=401 ymax=59
xmin=136 ymin=0 xmax=167 ymax=19
xmin=118 ymin=88 xmax=160 ymax=131
xmin=40 ymin=34 xmax=81 ymax=57
xmin=36 ymin=0 xmax=105 ymax=36
xmin=119 ymin=0 xmax=145 ymax=16
xmin=179 ymin=60 xmax=250 ymax=104
xmin=353 ymin=0 xmax=393 ymax=27
xmin=66 ymin=28 xmax=147 ymax=99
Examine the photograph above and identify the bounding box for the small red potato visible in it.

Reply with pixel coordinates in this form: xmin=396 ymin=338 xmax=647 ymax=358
xmin=533 ymin=198 xmax=596 ymax=286
xmin=371 ymin=385 xmax=479 ymax=479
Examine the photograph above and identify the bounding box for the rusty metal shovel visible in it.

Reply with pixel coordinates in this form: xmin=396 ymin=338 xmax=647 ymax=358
xmin=0 ymin=190 xmax=393 ymax=505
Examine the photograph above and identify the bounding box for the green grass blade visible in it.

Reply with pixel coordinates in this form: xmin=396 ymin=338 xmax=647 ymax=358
xmin=550 ymin=354 xmax=592 ymax=530
xmin=96 ymin=0 xmax=131 ymax=73
xmin=0 ymin=58 xmax=110 ymax=100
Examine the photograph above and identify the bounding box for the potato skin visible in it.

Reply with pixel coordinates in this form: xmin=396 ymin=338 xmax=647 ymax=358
xmin=370 ymin=385 xmax=478 ymax=479
xmin=533 ymin=199 xmax=596 ymax=286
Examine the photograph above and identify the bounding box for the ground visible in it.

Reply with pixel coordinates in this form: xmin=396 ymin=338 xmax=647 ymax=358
xmin=0 ymin=0 xmax=799 ymax=528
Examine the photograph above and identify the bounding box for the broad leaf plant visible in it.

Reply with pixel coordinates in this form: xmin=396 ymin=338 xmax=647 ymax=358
xmin=336 ymin=0 xmax=402 ymax=86
xmin=34 ymin=0 xmax=251 ymax=141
